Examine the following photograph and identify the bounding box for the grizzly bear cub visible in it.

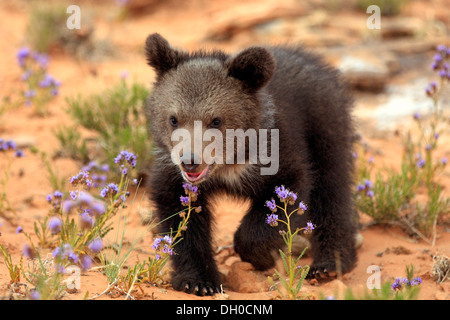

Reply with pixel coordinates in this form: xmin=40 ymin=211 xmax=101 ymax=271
xmin=145 ymin=33 xmax=357 ymax=296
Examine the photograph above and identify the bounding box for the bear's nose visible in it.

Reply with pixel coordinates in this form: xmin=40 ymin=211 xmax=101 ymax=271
xmin=180 ymin=153 xmax=200 ymax=172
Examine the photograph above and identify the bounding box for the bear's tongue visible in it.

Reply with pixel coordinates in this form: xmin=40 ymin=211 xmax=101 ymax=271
xmin=184 ymin=167 xmax=209 ymax=182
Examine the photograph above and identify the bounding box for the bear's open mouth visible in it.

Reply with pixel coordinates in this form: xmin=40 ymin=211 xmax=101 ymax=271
xmin=182 ymin=166 xmax=210 ymax=183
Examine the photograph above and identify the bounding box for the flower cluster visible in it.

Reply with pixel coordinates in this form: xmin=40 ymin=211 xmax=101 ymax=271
xmin=69 ymin=170 xmax=93 ymax=189
xmin=265 ymin=199 xmax=277 ymax=212
xmin=265 ymin=186 xmax=313 ymax=234
xmin=47 ymin=216 xmax=63 ymax=234
xmin=266 ymin=213 xmax=278 ymax=227
xmin=100 ymin=183 xmax=119 ymax=198
xmin=391 ymin=277 xmax=422 ymax=291
xmin=416 ymin=153 xmax=426 ymax=169
xmin=0 ymin=138 xmax=24 ymax=158
xmin=16 ymin=47 xmax=61 ymax=108
xmin=114 ymin=150 xmax=137 ymax=175
xmin=13 ymin=149 xmax=140 ymax=299
xmin=52 ymin=243 xmax=93 ymax=272
xmin=425 ymin=45 xmax=449 ymax=99
xmin=82 ymin=161 xmax=109 ymax=188
xmin=356 ymin=179 xmax=374 ymax=198
xmin=430 ymin=45 xmax=450 ymax=81
xmin=180 ymin=183 xmax=199 ymax=205
xmin=304 ymin=221 xmax=315 ymax=234
xmin=46 ymin=191 xmax=64 ymax=210
xmin=275 ymin=185 xmax=297 ymax=205
xmin=63 ymin=191 xmax=105 ymax=216
xmin=152 ymin=235 xmax=174 ymax=260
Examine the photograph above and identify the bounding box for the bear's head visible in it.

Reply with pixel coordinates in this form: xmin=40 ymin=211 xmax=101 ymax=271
xmin=145 ymin=33 xmax=276 ymax=184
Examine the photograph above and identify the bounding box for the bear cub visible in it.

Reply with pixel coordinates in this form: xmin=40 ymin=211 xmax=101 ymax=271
xmin=145 ymin=33 xmax=357 ymax=296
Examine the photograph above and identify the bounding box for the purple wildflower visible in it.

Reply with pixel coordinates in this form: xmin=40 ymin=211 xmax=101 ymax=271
xmin=409 ymin=277 xmax=422 ymax=287
xmin=81 ymin=255 xmax=92 ymax=271
xmin=17 ymin=47 xmax=30 ymax=67
xmin=14 ymin=149 xmax=24 ymax=158
xmin=29 ymin=290 xmax=40 ymax=300
xmin=68 ymin=252 xmax=79 ymax=264
xmin=88 ymin=238 xmax=103 ymax=253
xmin=79 ymin=211 xmax=94 ymax=229
xmin=436 ymin=44 xmax=447 ymax=53
xmin=22 ymin=244 xmax=36 ymax=259
xmin=32 ymin=52 xmax=49 ymax=69
xmin=52 ymin=247 xmax=61 ymax=258
xmin=304 ymin=221 xmax=315 ymax=234
xmin=391 ymin=277 xmax=409 ymax=291
xmin=417 ymin=158 xmax=425 ymax=168
xmin=265 ymin=199 xmax=277 ymax=212
xmin=298 ymin=201 xmax=307 ymax=212
xmin=275 ymin=186 xmax=289 ymax=201
xmin=90 ymin=201 xmax=106 ymax=215
xmin=182 ymin=183 xmax=198 ymax=196
xmin=152 ymin=235 xmax=174 ymax=256
xmin=69 ymin=190 xmax=78 ymax=200
xmin=120 ymin=70 xmax=129 ymax=79
xmin=24 ymin=90 xmax=36 ymax=98
xmin=47 ymin=217 xmax=62 ymax=234
xmin=53 ymin=191 xmax=63 ymax=199
xmin=100 ymin=183 xmax=119 ymax=198
xmin=70 ymin=170 xmax=92 ymax=188
xmin=180 ymin=195 xmax=190 ymax=206
xmin=439 ymin=70 xmax=447 ymax=78
xmin=54 ymin=264 xmax=65 ymax=274
xmin=114 ymin=150 xmax=137 ymax=168
xmin=16 ymin=226 xmax=23 ymax=234
xmin=266 ymin=213 xmax=278 ymax=227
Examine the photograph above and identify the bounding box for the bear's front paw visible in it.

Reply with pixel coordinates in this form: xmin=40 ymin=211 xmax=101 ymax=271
xmin=308 ymin=261 xmax=338 ymax=280
xmin=171 ymin=274 xmax=222 ymax=296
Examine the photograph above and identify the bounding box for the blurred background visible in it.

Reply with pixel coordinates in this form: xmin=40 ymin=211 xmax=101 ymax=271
xmin=1 ymin=0 xmax=449 ymax=129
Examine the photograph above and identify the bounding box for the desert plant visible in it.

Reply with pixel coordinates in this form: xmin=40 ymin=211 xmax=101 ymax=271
xmin=61 ymin=78 xmax=152 ymax=179
xmin=0 ymin=139 xmax=24 ymax=219
xmin=16 ymin=47 xmax=61 ymax=115
xmin=355 ymin=45 xmax=450 ymax=242
xmin=265 ymin=186 xmax=312 ymax=300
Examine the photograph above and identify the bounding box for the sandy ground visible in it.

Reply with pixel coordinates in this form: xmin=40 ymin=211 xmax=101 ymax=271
xmin=0 ymin=0 xmax=449 ymax=300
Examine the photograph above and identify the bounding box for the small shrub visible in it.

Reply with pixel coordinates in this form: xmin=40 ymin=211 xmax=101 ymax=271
xmin=25 ymin=3 xmax=67 ymax=53
xmin=265 ymin=186 xmax=312 ymax=300
xmin=16 ymin=47 xmax=61 ymax=115
xmin=355 ymin=45 xmax=450 ymax=242
xmin=0 ymin=139 xmax=25 ymax=219
xmin=61 ymin=78 xmax=152 ymax=180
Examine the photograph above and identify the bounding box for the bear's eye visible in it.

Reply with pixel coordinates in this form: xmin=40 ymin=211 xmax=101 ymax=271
xmin=169 ymin=116 xmax=178 ymax=127
xmin=210 ymin=118 xmax=221 ymax=128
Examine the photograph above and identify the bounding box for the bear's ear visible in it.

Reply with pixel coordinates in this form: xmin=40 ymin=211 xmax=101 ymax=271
xmin=226 ymin=47 xmax=276 ymax=92
xmin=145 ymin=33 xmax=184 ymax=80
